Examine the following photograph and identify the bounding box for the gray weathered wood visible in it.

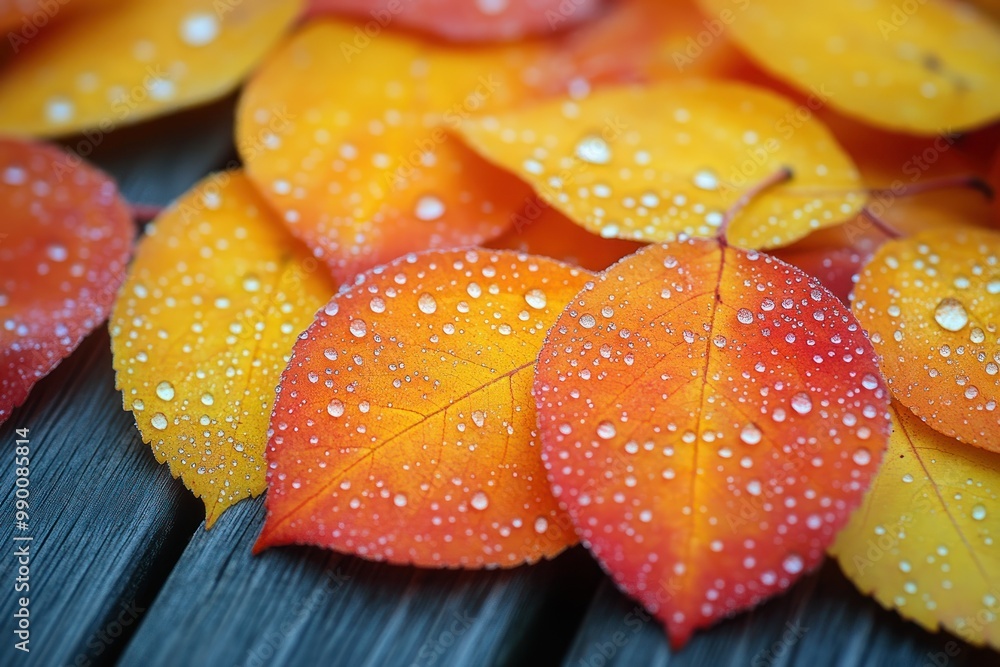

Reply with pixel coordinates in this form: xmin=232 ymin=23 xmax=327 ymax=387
xmin=0 ymin=331 xmax=202 ymax=666
xmin=118 ymin=498 xmax=603 ymax=667
xmin=562 ymin=562 xmax=1000 ymax=667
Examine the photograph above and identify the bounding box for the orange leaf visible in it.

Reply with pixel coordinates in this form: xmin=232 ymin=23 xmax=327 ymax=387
xmin=0 ymin=0 xmax=301 ymax=136
xmin=305 ymin=0 xmax=603 ymax=42
xmin=852 ymin=227 xmax=1000 ymax=450
xmin=110 ymin=170 xmax=337 ymax=527
xmin=256 ymin=249 xmax=590 ymax=567
xmin=0 ymin=136 xmax=133 ymax=424
xmin=696 ymin=0 xmax=1000 ymax=134
xmin=237 ymin=19 xmax=553 ymax=284
xmin=486 ymin=201 xmax=643 ymax=272
xmin=830 ymin=402 xmax=1000 ymax=649
xmin=534 ymin=238 xmax=891 ymax=647
xmin=459 ymin=80 xmax=865 ymax=251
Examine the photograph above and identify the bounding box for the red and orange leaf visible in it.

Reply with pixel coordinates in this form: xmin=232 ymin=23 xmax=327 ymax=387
xmin=237 ymin=19 xmax=556 ymax=284
xmin=852 ymin=227 xmax=1000 ymax=450
xmin=459 ymin=80 xmax=866 ymax=251
xmin=0 ymin=0 xmax=301 ymax=137
xmin=495 ymin=0 xmax=749 ymax=90
xmin=0 ymin=137 xmax=133 ymax=424
xmin=697 ymin=0 xmax=1000 ymax=134
xmin=110 ymin=170 xmax=337 ymax=527
xmin=256 ymin=249 xmax=590 ymax=567
xmin=306 ymin=0 xmax=603 ymax=42
xmin=486 ymin=202 xmax=643 ymax=272
xmin=0 ymin=0 xmax=112 ymax=34
xmin=535 ymin=238 xmax=891 ymax=647
xmin=830 ymin=402 xmax=1000 ymax=649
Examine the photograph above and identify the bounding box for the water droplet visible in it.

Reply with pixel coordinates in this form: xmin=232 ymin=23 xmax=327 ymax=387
xmin=791 ymin=392 xmax=812 ymax=415
xmin=782 ymin=553 xmax=804 ymax=574
xmin=579 ymin=313 xmax=596 ymax=329
xmin=415 ymin=195 xmax=446 ymax=221
xmin=417 ymin=292 xmax=437 ymax=314
xmin=971 ymin=504 xmax=987 ymax=521
xmin=596 ymin=421 xmax=616 ymax=439
xmin=575 ymin=135 xmax=612 ymax=164
xmin=327 ymin=399 xmax=345 ymax=417
xmin=853 ymin=448 xmax=872 ymax=465
xmin=740 ymin=423 xmax=762 ymax=445
xmin=242 ymin=274 xmax=261 ymax=292
xmin=151 ymin=412 xmax=168 ymax=430
xmin=534 ymin=516 xmax=549 ymax=533
xmin=393 ymin=493 xmax=408 ymax=507
xmin=693 ymin=168 xmax=719 ymax=191
xmin=46 ymin=244 xmax=68 ymax=262
xmin=471 ymin=492 xmax=489 ymax=511
xmin=934 ymin=297 xmax=968 ymax=332
xmin=201 ymin=393 xmax=214 ymax=406
xmin=180 ymin=12 xmax=219 ymax=46
xmin=472 ymin=410 xmax=486 ymax=428
xmin=736 ymin=308 xmax=754 ymax=325
xmin=861 ymin=373 xmax=879 ymax=390
xmin=156 ymin=381 xmax=175 ymax=401
xmin=350 ymin=319 xmax=368 ymax=337
xmin=524 ymin=289 xmax=547 ymax=310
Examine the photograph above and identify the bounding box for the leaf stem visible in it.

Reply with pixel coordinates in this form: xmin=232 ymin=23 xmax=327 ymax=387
xmin=861 ymin=207 xmax=903 ymax=239
xmin=868 ymin=174 xmax=994 ymax=200
xmin=718 ymin=166 xmax=794 ymax=243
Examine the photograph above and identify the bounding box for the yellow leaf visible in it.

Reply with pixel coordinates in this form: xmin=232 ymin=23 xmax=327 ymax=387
xmin=696 ymin=0 xmax=1000 ymax=134
xmin=830 ymin=403 xmax=1000 ymax=649
xmin=852 ymin=227 xmax=1000 ymax=450
xmin=458 ymin=80 xmax=865 ymax=251
xmin=110 ymin=170 xmax=337 ymax=527
xmin=0 ymin=0 xmax=301 ymax=137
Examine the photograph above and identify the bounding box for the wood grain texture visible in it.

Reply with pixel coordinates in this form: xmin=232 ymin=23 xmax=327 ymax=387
xmin=0 ymin=331 xmax=202 ymax=666
xmin=562 ymin=563 xmax=1000 ymax=667
xmin=118 ymin=498 xmax=603 ymax=667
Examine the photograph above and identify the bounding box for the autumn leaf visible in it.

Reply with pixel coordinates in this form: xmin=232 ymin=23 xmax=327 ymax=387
xmin=458 ymin=80 xmax=866 ymax=251
xmin=487 ymin=201 xmax=643 ymax=272
xmin=534 ymin=237 xmax=891 ymax=647
xmin=696 ymin=0 xmax=1000 ymax=134
xmin=0 ymin=137 xmax=133 ymax=425
xmin=852 ymin=227 xmax=1000 ymax=450
xmin=305 ymin=0 xmax=603 ymax=42
xmin=110 ymin=170 xmax=336 ymax=527
xmin=256 ymin=249 xmax=590 ymax=567
xmin=830 ymin=402 xmax=1000 ymax=649
xmin=0 ymin=0 xmax=301 ymax=136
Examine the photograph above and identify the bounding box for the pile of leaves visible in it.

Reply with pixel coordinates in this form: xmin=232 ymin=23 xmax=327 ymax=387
xmin=1 ymin=0 xmax=998 ymax=651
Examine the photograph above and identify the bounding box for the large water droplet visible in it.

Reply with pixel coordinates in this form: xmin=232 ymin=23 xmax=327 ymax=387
xmin=327 ymin=399 xmax=345 ymax=417
xmin=417 ymin=292 xmax=437 ymax=314
xmin=791 ymin=392 xmax=812 ymax=415
xmin=740 ymin=422 xmax=762 ymax=445
xmin=934 ymin=297 xmax=969 ymax=332
xmin=350 ymin=319 xmax=368 ymax=337
xmin=471 ymin=491 xmax=489 ymax=511
xmin=596 ymin=420 xmax=616 ymax=440
xmin=151 ymin=412 xmax=168 ymax=430
xmin=524 ymin=289 xmax=547 ymax=310
xmin=575 ymin=135 xmax=612 ymax=164
xmin=415 ymin=195 xmax=446 ymax=221
xmin=156 ymin=381 xmax=175 ymax=401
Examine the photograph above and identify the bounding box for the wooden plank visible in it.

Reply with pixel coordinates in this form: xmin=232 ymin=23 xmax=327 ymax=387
xmin=0 ymin=331 xmax=203 ymax=666
xmin=561 ymin=562 xmax=1000 ymax=667
xmin=119 ymin=498 xmax=604 ymax=667
xmin=1 ymin=101 xmax=233 ymax=665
